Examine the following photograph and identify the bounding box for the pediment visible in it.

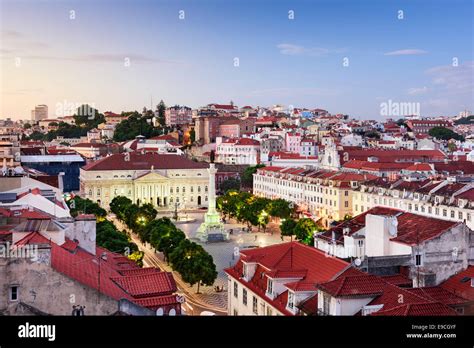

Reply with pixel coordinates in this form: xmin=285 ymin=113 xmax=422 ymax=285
xmin=134 ymin=171 xmax=169 ymax=182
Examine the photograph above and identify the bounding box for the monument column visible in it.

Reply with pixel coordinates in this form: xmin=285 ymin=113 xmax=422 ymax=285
xmin=208 ymin=163 xmax=217 ymax=213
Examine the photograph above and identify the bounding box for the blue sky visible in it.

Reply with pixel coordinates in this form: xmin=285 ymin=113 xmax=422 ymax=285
xmin=1 ymin=0 xmax=473 ymax=119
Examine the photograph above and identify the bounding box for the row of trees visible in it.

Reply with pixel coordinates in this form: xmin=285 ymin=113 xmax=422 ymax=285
xmin=66 ymin=196 xmax=143 ymax=265
xmin=216 ymin=190 xmax=323 ymax=245
xmin=109 ymin=196 xmax=217 ymax=293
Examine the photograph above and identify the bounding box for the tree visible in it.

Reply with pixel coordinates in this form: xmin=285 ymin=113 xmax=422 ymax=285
xmin=96 ymin=220 xmax=138 ymax=254
xmin=73 ymin=104 xmax=105 ymax=129
xmin=169 ymin=239 xmax=218 ymax=293
xmin=294 ymin=218 xmax=318 ymax=245
xmin=113 ymin=112 xmax=160 ymax=141
xmin=219 ymin=177 xmax=241 ymax=193
xmin=280 ymin=218 xmax=297 ymax=240
xmin=429 ymin=127 xmax=464 ymax=141
xmin=268 ymin=199 xmax=292 ymax=219
xmin=364 ymin=131 xmax=381 ymax=139
xmin=67 ymin=196 xmax=106 ymax=220
xmin=189 ymin=129 xmax=196 ymax=143
xmin=24 ymin=123 xmax=32 ymax=129
xmin=157 ymin=100 xmax=166 ymax=127
xmin=241 ymin=164 xmax=265 ymax=187
xmin=28 ymin=131 xmax=46 ymax=141
xmin=149 ymin=219 xmax=186 ymax=262
xmin=109 ymin=196 xmax=133 ymax=221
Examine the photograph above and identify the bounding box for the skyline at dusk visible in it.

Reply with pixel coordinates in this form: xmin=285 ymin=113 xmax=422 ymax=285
xmin=1 ymin=0 xmax=473 ymax=120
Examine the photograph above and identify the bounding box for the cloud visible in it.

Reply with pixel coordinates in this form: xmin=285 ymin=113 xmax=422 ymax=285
xmin=426 ymin=61 xmax=473 ymax=92
xmin=277 ymin=43 xmax=339 ymax=57
xmin=2 ymin=30 xmax=22 ymax=38
xmin=384 ymin=49 xmax=428 ymax=56
xmin=407 ymin=86 xmax=429 ymax=95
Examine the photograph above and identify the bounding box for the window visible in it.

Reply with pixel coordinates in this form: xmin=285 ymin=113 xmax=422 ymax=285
xmin=233 ymin=282 xmax=238 ymax=298
xmin=233 ymin=309 xmax=238 ymax=316
xmin=9 ymin=286 xmax=18 ymax=301
xmin=344 ymin=201 xmax=349 ymax=208
xmin=242 ymin=289 xmax=247 ymax=305
xmin=443 ymin=209 xmax=447 ymax=217
xmin=451 ymin=211 xmax=455 ymax=218
xmin=252 ymin=296 xmax=258 ymax=314
xmin=287 ymin=292 xmax=294 ymax=309
xmin=265 ymin=279 xmax=274 ymax=298
xmin=266 ymin=307 xmax=273 ymax=316
xmin=322 ymin=295 xmax=330 ymax=315
xmin=415 ymin=254 xmax=422 ymax=267
xmin=458 ymin=212 xmax=463 ymax=220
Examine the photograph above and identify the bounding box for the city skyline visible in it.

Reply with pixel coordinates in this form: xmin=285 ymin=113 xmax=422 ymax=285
xmin=1 ymin=0 xmax=473 ymax=120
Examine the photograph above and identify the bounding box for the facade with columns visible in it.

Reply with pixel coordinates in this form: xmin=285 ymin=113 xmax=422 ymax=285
xmin=79 ymin=153 xmax=210 ymax=209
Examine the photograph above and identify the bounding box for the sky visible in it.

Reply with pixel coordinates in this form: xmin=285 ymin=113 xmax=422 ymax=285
xmin=1 ymin=0 xmax=473 ymax=120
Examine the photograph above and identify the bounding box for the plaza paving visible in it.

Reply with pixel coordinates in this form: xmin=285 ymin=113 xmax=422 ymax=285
xmin=160 ymin=211 xmax=287 ymax=312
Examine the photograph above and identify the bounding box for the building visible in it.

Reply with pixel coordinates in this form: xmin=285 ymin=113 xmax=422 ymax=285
xmin=165 ymin=105 xmax=193 ymax=126
xmin=314 ymin=267 xmax=469 ymax=316
xmin=31 ymin=105 xmax=48 ymax=122
xmin=71 ymin=142 xmax=108 ymax=159
xmin=20 ymin=154 xmax=85 ymax=192
xmin=225 ymin=242 xmax=349 ymax=316
xmin=315 ymin=207 xmax=473 ymax=288
xmin=406 ymin=119 xmax=452 ymax=135
xmin=216 ymin=137 xmax=261 ymax=165
xmin=0 ymin=210 xmax=181 ymax=316
xmin=79 ymin=152 xmax=210 ymax=209
xmin=253 ymin=167 xmax=376 ymax=227
xmin=352 ymin=178 xmax=474 ymax=229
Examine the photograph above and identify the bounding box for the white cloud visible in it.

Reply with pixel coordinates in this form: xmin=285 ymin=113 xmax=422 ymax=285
xmin=426 ymin=61 xmax=473 ymax=92
xmin=277 ymin=43 xmax=335 ymax=57
xmin=384 ymin=49 xmax=428 ymax=56
xmin=407 ymin=86 xmax=429 ymax=95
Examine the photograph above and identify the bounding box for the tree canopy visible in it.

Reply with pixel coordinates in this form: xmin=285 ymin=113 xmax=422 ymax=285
xmin=169 ymin=239 xmax=217 ymax=293
xmin=428 ymin=127 xmax=464 ymax=141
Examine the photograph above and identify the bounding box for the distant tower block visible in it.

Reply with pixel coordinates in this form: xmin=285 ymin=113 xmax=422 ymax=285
xmin=196 ymin=162 xmax=229 ymax=242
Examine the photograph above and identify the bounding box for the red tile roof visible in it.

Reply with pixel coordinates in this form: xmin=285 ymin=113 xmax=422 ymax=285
xmin=82 ymin=153 xmax=208 ymax=171
xmin=111 ymin=272 xmax=177 ymax=298
xmin=319 ymin=207 xmax=460 ymax=246
xmin=371 ymin=302 xmax=457 ymax=316
xmin=440 ymin=266 xmax=474 ymax=300
xmin=14 ymin=230 xmax=179 ymax=311
xmin=225 ymin=242 xmax=349 ymax=315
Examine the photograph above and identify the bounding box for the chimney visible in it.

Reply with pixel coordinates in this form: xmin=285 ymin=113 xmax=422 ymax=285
xmin=66 ymin=215 xmax=97 ymax=255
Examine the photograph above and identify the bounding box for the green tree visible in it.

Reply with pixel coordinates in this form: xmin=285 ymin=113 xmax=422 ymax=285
xmin=109 ymin=196 xmax=133 ymax=221
xmin=189 ymin=129 xmax=196 ymax=143
xmin=241 ymin=164 xmax=265 ymax=187
xmin=113 ymin=112 xmax=160 ymax=141
xmin=67 ymin=196 xmax=107 ymax=220
xmin=294 ymin=218 xmax=318 ymax=245
xmin=429 ymin=127 xmax=464 ymax=141
xmin=149 ymin=220 xmax=186 ymax=262
xmin=280 ymin=218 xmax=297 ymax=240
xmin=23 ymin=123 xmax=32 ymax=129
xmin=73 ymin=104 xmax=105 ymax=129
xmin=96 ymin=220 xmax=138 ymax=254
xmin=169 ymin=239 xmax=218 ymax=294
xmin=28 ymin=131 xmax=46 ymax=141
xmin=268 ymin=198 xmax=292 ymax=219
xmin=219 ymin=177 xmax=241 ymax=193
xmin=157 ymin=100 xmax=166 ymax=126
